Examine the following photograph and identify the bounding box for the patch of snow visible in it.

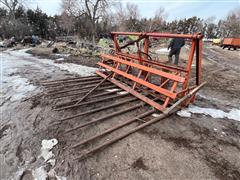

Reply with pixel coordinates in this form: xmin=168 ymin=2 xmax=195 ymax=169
xmin=1 ymin=49 xmax=41 ymax=104
xmin=54 ymin=63 xmax=97 ymax=76
xmin=105 ymin=88 xmax=120 ymax=92
xmin=56 ymin=175 xmax=67 ymax=180
xmin=177 ymin=110 xmax=191 ymax=117
xmin=152 ymin=113 xmax=161 ymax=117
xmin=3 ymin=48 xmax=98 ymax=77
xmin=155 ymin=48 xmax=170 ymax=54
xmin=55 ymin=53 xmax=70 ymax=57
xmin=31 ymin=139 xmax=66 ymax=180
xmin=5 ymin=48 xmax=32 ymax=57
xmin=32 ymin=167 xmax=67 ymax=180
xmin=56 ymin=57 xmax=65 ymax=61
xmin=39 ymin=139 xmax=58 ymax=162
xmin=32 ymin=166 xmax=48 ymax=180
xmin=2 ymin=75 xmax=37 ymax=102
xmin=48 ymin=169 xmax=67 ymax=180
xmin=189 ymin=105 xmax=226 ymax=118
xmin=117 ymin=91 xmax=128 ymax=95
xmin=177 ymin=105 xmax=240 ymax=122
xmin=227 ymin=109 xmax=240 ymax=121
xmin=10 ymin=76 xmax=36 ymax=101
xmin=48 ymin=159 xmax=56 ymax=167
xmin=0 ymin=41 xmax=4 ymax=47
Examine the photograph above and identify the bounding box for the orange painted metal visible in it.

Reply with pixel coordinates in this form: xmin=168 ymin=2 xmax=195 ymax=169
xmin=182 ymin=39 xmax=196 ymax=91
xmin=111 ymin=32 xmax=203 ymax=39
xmin=98 ymin=62 xmax=177 ymax=99
xmin=223 ymin=38 xmax=240 ymax=47
xmin=101 ymin=54 xmax=185 ymax=83
xmin=97 ymin=32 xmax=203 ymax=112
xmin=116 ymin=52 xmax=187 ymax=72
xmin=96 ymin=71 xmax=166 ymax=111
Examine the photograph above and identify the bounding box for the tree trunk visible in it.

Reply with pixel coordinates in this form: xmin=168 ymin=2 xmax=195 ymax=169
xmin=92 ymin=22 xmax=96 ymax=45
xmin=92 ymin=34 xmax=96 ymax=45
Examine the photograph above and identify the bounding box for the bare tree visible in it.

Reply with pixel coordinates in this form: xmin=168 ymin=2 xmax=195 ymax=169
xmin=61 ymin=0 xmax=110 ymax=44
xmin=148 ymin=7 xmax=166 ymax=32
xmin=113 ymin=2 xmax=128 ymax=31
xmin=203 ymin=16 xmax=218 ymax=38
xmin=81 ymin=0 xmax=110 ymax=44
xmin=126 ymin=2 xmax=139 ymax=20
xmin=113 ymin=2 xmax=140 ymax=32
xmin=61 ymin=0 xmax=79 ymax=16
xmin=59 ymin=11 xmax=75 ymax=36
xmin=0 ymin=0 xmax=22 ymax=20
xmin=223 ymin=7 xmax=240 ymax=37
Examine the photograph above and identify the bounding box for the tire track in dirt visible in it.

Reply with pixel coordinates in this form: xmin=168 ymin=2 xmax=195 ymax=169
xmin=139 ymin=117 xmax=240 ymax=180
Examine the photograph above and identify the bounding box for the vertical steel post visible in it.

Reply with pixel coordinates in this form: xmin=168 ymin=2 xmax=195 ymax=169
xmin=144 ymin=36 xmax=149 ymax=59
xmin=142 ymin=36 xmax=150 ymax=78
xmin=196 ymin=39 xmax=202 ymax=85
xmin=182 ymin=39 xmax=196 ymax=92
xmin=113 ymin=34 xmax=121 ymax=53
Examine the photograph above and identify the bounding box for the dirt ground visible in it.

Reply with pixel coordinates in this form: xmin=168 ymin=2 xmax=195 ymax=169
xmin=0 ymin=45 xmax=240 ymax=180
xmin=28 ymin=47 xmax=99 ymax=68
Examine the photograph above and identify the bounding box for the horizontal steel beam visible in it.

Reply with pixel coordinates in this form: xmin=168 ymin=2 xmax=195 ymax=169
xmin=46 ymin=80 xmax=103 ymax=92
xmin=73 ymin=82 xmax=206 ymax=161
xmin=42 ymin=77 xmax=102 ymax=87
xmin=65 ymin=102 xmax=147 ymax=134
xmin=54 ymin=90 xmax=122 ymax=108
xmin=116 ymin=52 xmax=187 ymax=72
xmin=58 ymin=97 xmax=138 ymax=122
xmin=73 ymin=109 xmax=176 ymax=161
xmin=101 ymin=54 xmax=185 ymax=82
xmin=40 ymin=75 xmax=98 ymax=84
xmin=111 ymin=32 xmax=203 ymax=39
xmin=98 ymin=63 xmax=177 ymax=99
xmin=71 ymin=109 xmax=155 ymax=149
xmin=50 ymin=85 xmax=116 ymax=99
xmin=54 ymin=93 xmax=129 ymax=111
xmin=97 ymin=71 xmax=165 ymax=112
xmin=47 ymin=82 xmax=111 ymax=96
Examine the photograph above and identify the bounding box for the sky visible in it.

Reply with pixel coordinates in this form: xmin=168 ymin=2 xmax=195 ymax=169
xmin=29 ymin=0 xmax=240 ymax=21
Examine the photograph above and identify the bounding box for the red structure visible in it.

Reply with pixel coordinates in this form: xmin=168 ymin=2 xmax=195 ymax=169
xmin=40 ymin=32 xmax=206 ymax=160
xmin=97 ymin=32 xmax=204 ymax=112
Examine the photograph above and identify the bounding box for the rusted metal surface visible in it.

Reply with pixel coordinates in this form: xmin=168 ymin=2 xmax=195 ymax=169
xmin=58 ymin=97 xmax=137 ymax=122
xmin=54 ymin=93 xmax=129 ymax=111
xmin=46 ymin=82 xmax=111 ymax=96
xmin=40 ymin=75 xmax=98 ymax=84
xmin=64 ymin=101 xmax=146 ymax=134
xmin=41 ymin=76 xmax=102 ymax=87
xmin=74 ymin=73 xmax=113 ymax=105
xmin=97 ymin=32 xmax=203 ymax=111
xmin=73 ymin=82 xmax=205 ymax=160
xmin=40 ymin=31 xmax=205 ymax=161
xmin=111 ymin=32 xmax=203 ymax=39
xmin=96 ymin=71 xmax=166 ymax=112
xmin=45 ymin=79 xmax=103 ymax=92
xmin=71 ymin=109 xmax=156 ymax=149
xmin=50 ymin=85 xmax=116 ymax=100
xmin=54 ymin=90 xmax=123 ymax=108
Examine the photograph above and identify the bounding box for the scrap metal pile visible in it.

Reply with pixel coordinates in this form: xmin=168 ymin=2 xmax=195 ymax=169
xmin=40 ymin=32 xmax=205 ymax=160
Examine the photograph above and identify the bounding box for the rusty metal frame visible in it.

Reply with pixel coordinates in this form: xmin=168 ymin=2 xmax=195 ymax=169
xmin=73 ymin=82 xmax=206 ymax=160
xmin=97 ymin=32 xmax=203 ymax=112
xmin=40 ymin=74 xmax=205 ymax=161
xmin=39 ymin=32 xmax=205 ymax=161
